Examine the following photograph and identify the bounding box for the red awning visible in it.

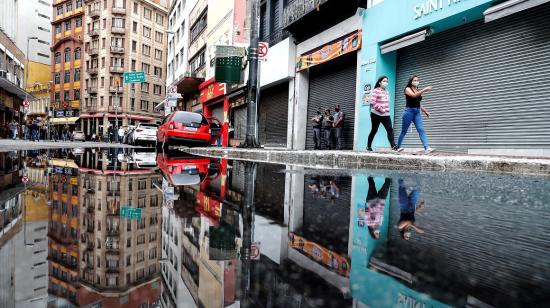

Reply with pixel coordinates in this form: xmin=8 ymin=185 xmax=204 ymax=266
xmin=127 ymin=115 xmax=155 ymax=121
xmin=105 ymin=113 xmax=126 ymax=118
xmin=79 ymin=113 xmax=104 ymax=119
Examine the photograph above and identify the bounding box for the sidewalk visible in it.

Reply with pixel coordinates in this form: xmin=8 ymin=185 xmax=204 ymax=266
xmin=0 ymin=139 xmax=136 ymax=152
xmin=179 ymin=147 xmax=550 ymax=177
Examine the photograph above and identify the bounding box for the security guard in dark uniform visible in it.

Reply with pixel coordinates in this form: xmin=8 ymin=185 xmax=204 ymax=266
xmin=311 ymin=109 xmax=323 ymax=149
xmin=322 ymin=108 xmax=334 ymax=150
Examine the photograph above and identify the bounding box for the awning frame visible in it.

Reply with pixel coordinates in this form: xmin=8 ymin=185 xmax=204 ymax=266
xmin=484 ymin=0 xmax=550 ymax=22
xmin=380 ymin=28 xmax=432 ymax=54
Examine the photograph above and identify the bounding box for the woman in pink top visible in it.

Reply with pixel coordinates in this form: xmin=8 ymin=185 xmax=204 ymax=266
xmin=367 ymin=76 xmax=399 ymax=152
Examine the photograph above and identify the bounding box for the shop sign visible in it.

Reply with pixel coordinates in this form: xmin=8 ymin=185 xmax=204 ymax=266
xmin=56 ymin=111 xmax=65 ymax=117
xmin=414 ymin=0 xmax=467 ymax=20
xmin=289 ymin=232 xmax=350 ymax=277
xmin=230 ymin=95 xmax=246 ymax=108
xmin=199 ymin=82 xmax=226 ymax=104
xmin=296 ymin=30 xmax=361 ymax=72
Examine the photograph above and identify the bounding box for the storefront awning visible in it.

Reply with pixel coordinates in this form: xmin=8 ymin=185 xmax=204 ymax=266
xmin=0 ymin=77 xmax=33 ymax=100
xmin=79 ymin=113 xmax=104 ymax=119
xmin=49 ymin=117 xmax=79 ymax=125
xmin=49 ymin=159 xmax=79 ymax=169
xmin=380 ymin=29 xmax=431 ymax=54
xmin=127 ymin=115 xmax=155 ymax=121
xmin=484 ymin=0 xmax=550 ymax=22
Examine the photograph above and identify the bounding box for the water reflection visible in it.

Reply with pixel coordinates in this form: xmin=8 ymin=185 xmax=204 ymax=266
xmin=1 ymin=149 xmax=550 ymax=308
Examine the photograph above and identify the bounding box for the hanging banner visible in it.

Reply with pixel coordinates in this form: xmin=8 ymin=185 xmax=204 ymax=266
xmin=296 ymin=30 xmax=362 ymax=72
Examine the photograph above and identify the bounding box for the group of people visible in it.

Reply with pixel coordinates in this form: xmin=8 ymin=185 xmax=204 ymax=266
xmin=311 ymin=105 xmax=346 ymax=150
xmin=368 ymin=74 xmax=434 ymax=154
xmin=2 ymin=119 xmax=72 ymax=142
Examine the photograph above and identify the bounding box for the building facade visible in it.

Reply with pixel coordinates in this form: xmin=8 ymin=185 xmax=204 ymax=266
xmin=80 ymin=0 xmax=169 ymax=139
xmin=357 ymin=0 xmax=550 ymax=156
xmin=50 ymin=0 xmax=85 ymax=129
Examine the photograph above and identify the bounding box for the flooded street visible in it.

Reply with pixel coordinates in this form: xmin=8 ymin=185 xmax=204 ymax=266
xmin=1 ymin=148 xmax=550 ymax=308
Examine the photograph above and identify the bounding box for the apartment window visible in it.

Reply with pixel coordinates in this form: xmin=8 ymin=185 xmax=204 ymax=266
xmin=190 ymin=10 xmax=207 ymax=43
xmin=74 ymin=68 xmax=80 ymax=81
xmin=75 ymin=17 xmax=82 ymax=28
xmin=126 ymin=255 xmax=131 ymax=266
xmin=63 ymin=48 xmax=71 ymax=62
xmin=143 ymin=7 xmax=151 ymax=20
xmin=143 ymin=26 xmax=151 ymax=38
xmin=138 ymin=218 xmax=146 ymax=230
xmin=155 ymin=13 xmax=164 ymax=25
xmin=112 ymin=18 xmax=125 ymax=28
xmin=54 ymin=92 xmax=60 ymax=101
xmin=74 ymin=48 xmax=81 ymax=60
xmin=74 ymin=89 xmax=80 ymax=100
xmin=131 ymin=59 xmax=136 ymax=71
xmin=101 ymin=57 xmax=105 ymax=68
xmin=140 ymin=82 xmax=149 ymax=93
xmin=137 ymin=234 xmax=145 ymax=244
xmin=55 ymin=25 xmax=61 ymax=34
xmin=66 ymin=2 xmax=72 ymax=11
xmin=142 ymin=44 xmax=150 ymax=56
xmin=132 ymin=21 xmax=137 ymax=33
xmin=140 ymin=100 xmax=148 ymax=111
xmin=190 ymin=49 xmax=206 ymax=72
xmin=153 ymin=85 xmax=161 ymax=96
xmin=137 ymin=197 xmax=145 ymax=208
xmin=133 ymin=2 xmax=138 ymax=14
xmin=64 ymin=70 xmax=71 ymax=83
xmin=149 ymin=232 xmax=156 ymax=242
xmin=155 ymin=31 xmax=163 ymax=43
xmin=137 ymin=251 xmax=144 ymax=263
xmin=102 ymin=38 xmax=106 ymax=48
xmin=100 ymin=77 xmax=104 ymax=87
xmin=149 ymin=247 xmax=157 ymax=259
xmin=153 ymin=66 xmax=162 ymax=78
xmin=54 ymin=73 xmax=61 ymax=84
xmin=64 ymin=91 xmax=71 ymax=102
xmin=154 ymin=49 xmax=162 ymax=60
xmin=76 ymin=0 xmax=82 ymax=8
xmin=141 ymin=63 xmax=150 ymax=74
xmin=64 ymin=20 xmax=71 ymax=31
xmin=113 ymin=0 xmax=124 ymax=8
xmin=56 ymin=5 xmax=63 ymax=16
xmin=54 ymin=52 xmax=61 ymax=64
xmin=132 ymin=40 xmax=137 ymax=52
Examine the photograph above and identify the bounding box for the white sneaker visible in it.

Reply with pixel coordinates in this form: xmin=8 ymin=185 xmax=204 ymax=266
xmin=396 ymin=147 xmax=405 ymax=152
xmin=425 ymin=147 xmax=435 ymax=154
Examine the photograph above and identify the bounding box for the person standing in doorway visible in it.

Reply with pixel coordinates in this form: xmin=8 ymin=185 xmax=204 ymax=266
xmin=311 ymin=109 xmax=324 ymax=150
xmin=396 ymin=75 xmax=434 ymax=154
xmin=322 ymin=108 xmax=334 ymax=150
xmin=367 ymin=76 xmax=398 ymax=152
xmin=332 ymin=105 xmax=345 ymax=150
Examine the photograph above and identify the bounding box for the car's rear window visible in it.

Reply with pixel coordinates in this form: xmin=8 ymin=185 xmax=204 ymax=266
xmin=172 ymin=112 xmax=208 ymax=125
xmin=140 ymin=124 xmax=158 ymax=128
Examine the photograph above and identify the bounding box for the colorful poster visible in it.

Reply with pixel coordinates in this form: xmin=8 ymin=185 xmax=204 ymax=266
xmin=289 ymin=232 xmax=350 ymax=277
xmin=296 ymin=30 xmax=362 ymax=72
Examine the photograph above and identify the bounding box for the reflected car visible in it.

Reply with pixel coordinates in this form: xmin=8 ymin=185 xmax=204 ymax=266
xmin=132 ymin=150 xmax=157 ymax=168
xmin=157 ymin=111 xmax=212 ymax=147
xmin=157 ymin=152 xmax=212 ymax=186
xmin=71 ymin=131 xmax=86 ymax=142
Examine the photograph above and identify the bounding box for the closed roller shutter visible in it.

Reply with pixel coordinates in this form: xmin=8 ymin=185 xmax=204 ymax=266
xmin=306 ymin=53 xmax=357 ymax=150
xmin=232 ymin=106 xmax=247 ymax=140
xmin=211 ymin=103 xmax=224 ymax=123
xmin=259 ymin=82 xmax=289 ymax=147
xmin=395 ymin=4 xmax=550 ymax=151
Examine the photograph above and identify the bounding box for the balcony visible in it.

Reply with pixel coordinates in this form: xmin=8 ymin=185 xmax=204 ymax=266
xmin=87 ymin=87 xmax=98 ymax=94
xmin=106 ymin=267 xmax=120 ymax=273
xmin=90 ymin=8 xmax=101 ymax=19
xmin=283 ymin=0 xmax=367 ymax=42
xmin=89 ymin=29 xmax=99 ymax=37
xmin=111 ymin=27 xmax=125 ymax=34
xmin=86 ymin=224 xmax=94 ymax=233
xmin=110 ymin=46 xmax=124 ymax=54
xmin=88 ymin=67 xmax=98 ymax=75
xmin=106 ymin=247 xmax=120 ymax=255
xmin=87 ymin=48 xmax=99 ymax=56
xmin=112 ymin=7 xmax=126 ymax=15
xmin=86 ymin=205 xmax=95 ymax=213
xmin=106 ymin=228 xmax=120 ymax=236
xmin=109 ymin=86 xmax=123 ymax=93
xmin=110 ymin=66 xmax=124 ymax=73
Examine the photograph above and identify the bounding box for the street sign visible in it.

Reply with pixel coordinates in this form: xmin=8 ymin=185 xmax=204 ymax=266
xmin=63 ymin=101 xmax=69 ymax=108
xmin=258 ymin=42 xmax=269 ymax=60
xmin=251 ymin=242 xmax=261 ymax=260
xmin=22 ymin=100 xmax=30 ymax=107
xmin=21 ymin=176 xmax=29 ymax=183
xmin=168 ymin=86 xmax=177 ymax=94
xmin=123 ymin=71 xmax=146 ymax=84
xmin=120 ymin=207 xmax=142 ymax=220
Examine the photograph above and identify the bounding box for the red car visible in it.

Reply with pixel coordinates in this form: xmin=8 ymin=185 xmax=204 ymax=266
xmin=157 ymin=111 xmax=213 ymax=147
xmin=157 ymin=152 xmax=220 ymax=186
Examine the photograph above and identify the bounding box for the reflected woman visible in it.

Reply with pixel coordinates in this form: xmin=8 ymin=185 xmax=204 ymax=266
xmin=397 ymin=178 xmax=426 ymax=240
xmin=363 ymin=177 xmax=392 ymax=239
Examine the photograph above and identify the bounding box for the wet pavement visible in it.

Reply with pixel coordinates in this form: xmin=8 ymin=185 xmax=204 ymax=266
xmin=1 ymin=147 xmax=550 ymax=308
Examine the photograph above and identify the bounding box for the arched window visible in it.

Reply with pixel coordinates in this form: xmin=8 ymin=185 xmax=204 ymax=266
xmin=64 ymin=47 xmax=71 ymax=62
xmin=55 ymin=52 xmax=61 ymax=64
xmin=74 ymin=48 xmax=81 ymax=60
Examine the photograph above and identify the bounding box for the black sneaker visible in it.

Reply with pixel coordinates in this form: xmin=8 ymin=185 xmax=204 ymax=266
xmin=367 ymin=147 xmax=373 ymax=152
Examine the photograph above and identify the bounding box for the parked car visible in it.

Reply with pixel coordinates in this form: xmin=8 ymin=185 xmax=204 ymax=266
xmin=132 ymin=150 xmax=157 ymax=168
xmin=157 ymin=111 xmax=216 ymax=148
xmin=157 ymin=151 xmax=218 ymax=186
xmin=131 ymin=123 xmax=158 ymax=145
xmin=71 ymin=131 xmax=86 ymax=142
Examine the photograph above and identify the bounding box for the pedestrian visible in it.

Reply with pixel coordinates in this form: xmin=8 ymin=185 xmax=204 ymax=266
xmin=367 ymin=76 xmax=399 ymax=152
xmin=311 ymin=109 xmax=324 ymax=150
xmin=62 ymin=125 xmax=69 ymax=142
xmin=52 ymin=127 xmax=59 ymax=141
xmin=396 ymin=75 xmax=435 ymax=154
xmin=332 ymin=105 xmax=345 ymax=150
xmin=363 ymin=177 xmax=392 ymax=239
xmin=397 ymin=178 xmax=426 ymax=240
xmin=322 ymin=108 xmax=334 ymax=150
xmin=8 ymin=120 xmax=18 ymax=140
xmin=31 ymin=121 xmax=39 ymax=141
xmin=118 ymin=127 xmax=125 ymax=144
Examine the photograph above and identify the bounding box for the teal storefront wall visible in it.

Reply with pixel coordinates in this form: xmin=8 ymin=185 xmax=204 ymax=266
xmin=357 ymin=0 xmax=496 ymax=150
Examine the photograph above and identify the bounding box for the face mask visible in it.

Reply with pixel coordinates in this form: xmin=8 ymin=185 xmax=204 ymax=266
xmin=380 ymin=81 xmax=388 ymax=89
xmin=412 ymin=81 xmax=419 ymax=87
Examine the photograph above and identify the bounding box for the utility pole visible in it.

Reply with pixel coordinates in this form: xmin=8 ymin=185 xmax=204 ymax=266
xmin=244 ymin=0 xmax=260 ymax=147
xmin=24 ymin=37 xmax=38 ymax=133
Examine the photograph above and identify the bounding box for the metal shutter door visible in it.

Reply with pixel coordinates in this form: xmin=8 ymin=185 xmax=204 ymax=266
xmin=306 ymin=53 xmax=357 ymax=150
xmin=259 ymin=82 xmax=289 ymax=147
xmin=233 ymin=106 xmax=247 ymax=140
xmin=395 ymin=4 xmax=550 ymax=151
xmin=212 ymin=104 xmax=224 ymax=123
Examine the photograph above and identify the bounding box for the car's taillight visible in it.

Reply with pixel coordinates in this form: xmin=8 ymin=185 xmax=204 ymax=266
xmin=168 ymin=121 xmax=174 ymax=129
